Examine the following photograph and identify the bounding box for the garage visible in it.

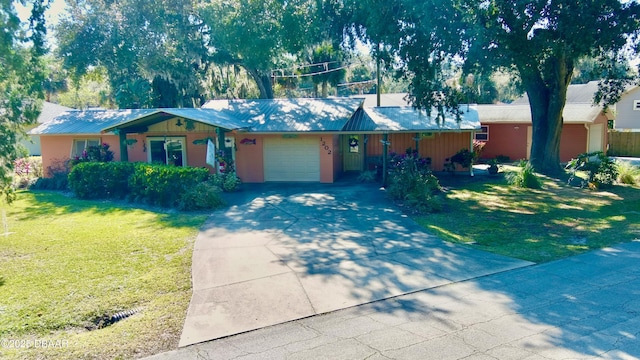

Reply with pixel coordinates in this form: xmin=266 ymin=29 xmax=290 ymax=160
xmin=263 ymin=136 xmax=320 ymax=182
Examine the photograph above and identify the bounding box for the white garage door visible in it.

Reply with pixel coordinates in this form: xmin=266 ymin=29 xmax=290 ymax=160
xmin=264 ymin=137 xmax=320 ymax=182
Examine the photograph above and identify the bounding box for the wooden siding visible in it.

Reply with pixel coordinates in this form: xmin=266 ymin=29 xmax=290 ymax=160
xmin=366 ymin=132 xmax=472 ymax=171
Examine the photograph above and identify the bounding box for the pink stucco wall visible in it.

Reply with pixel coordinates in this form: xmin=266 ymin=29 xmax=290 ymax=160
xmin=40 ymin=135 xmax=120 ymax=176
xmin=479 ymin=124 xmax=528 ymax=162
xmin=319 ymin=134 xmax=337 ymax=183
xmin=481 ymin=115 xmax=609 ymax=163
xmin=235 ymin=134 xmax=265 ymax=183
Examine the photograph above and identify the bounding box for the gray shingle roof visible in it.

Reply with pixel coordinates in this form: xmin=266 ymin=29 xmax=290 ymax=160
xmin=477 ymin=104 xmax=604 ymax=124
xmin=512 ymin=81 xmax=601 ymax=105
xmin=37 ymin=102 xmax=73 ymax=124
xmin=202 ymin=98 xmax=364 ymax=132
xmin=344 ymin=106 xmax=481 ymax=132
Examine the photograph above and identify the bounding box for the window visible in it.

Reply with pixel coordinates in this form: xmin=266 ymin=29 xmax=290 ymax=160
xmin=633 ymin=100 xmax=640 ymax=111
xmin=474 ymin=126 xmax=489 ymax=141
xmin=72 ymin=139 xmax=100 ymax=157
xmin=147 ymin=137 xmax=187 ymax=166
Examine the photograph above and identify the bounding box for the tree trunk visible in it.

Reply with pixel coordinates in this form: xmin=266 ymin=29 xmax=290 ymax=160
xmin=247 ymin=68 xmax=274 ymax=99
xmin=321 ymin=81 xmax=328 ymax=98
xmin=522 ymin=54 xmax=573 ymax=176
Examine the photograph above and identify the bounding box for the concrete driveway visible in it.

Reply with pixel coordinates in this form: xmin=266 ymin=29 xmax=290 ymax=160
xmin=179 ymin=183 xmax=532 ymax=347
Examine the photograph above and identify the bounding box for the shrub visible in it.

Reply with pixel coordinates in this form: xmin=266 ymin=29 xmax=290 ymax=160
xmin=13 ymin=157 xmax=43 ymax=189
xmin=70 ymin=143 xmax=114 ymax=166
xmin=68 ymin=162 xmax=135 ymax=199
xmin=387 ymin=152 xmax=443 ymax=213
xmin=31 ymin=159 xmax=71 ymax=191
xmin=444 ymin=148 xmax=475 ymax=172
xmin=566 ymin=152 xmax=618 ymax=189
xmin=209 ymin=172 xmax=242 ymax=192
xmin=177 ymin=181 xmax=226 ymax=211
xmin=616 ymin=161 xmax=640 ymax=185
xmin=128 ymin=164 xmax=209 ymax=207
xmin=506 ymin=160 xmax=543 ymax=189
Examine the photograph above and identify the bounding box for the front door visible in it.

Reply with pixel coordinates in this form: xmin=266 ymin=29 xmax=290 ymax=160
xmin=147 ymin=137 xmax=186 ymax=166
xmin=343 ymin=135 xmax=363 ymax=171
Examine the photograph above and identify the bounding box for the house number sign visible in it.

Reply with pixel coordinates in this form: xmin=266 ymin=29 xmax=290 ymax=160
xmin=320 ymin=137 xmax=332 ymax=155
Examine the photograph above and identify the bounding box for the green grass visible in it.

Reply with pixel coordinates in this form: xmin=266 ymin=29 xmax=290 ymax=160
xmin=0 ymin=191 xmax=207 ymax=359
xmin=417 ymin=172 xmax=640 ymax=263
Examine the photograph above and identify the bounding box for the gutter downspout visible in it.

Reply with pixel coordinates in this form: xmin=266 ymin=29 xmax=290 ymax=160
xmin=584 ymin=124 xmax=590 ymax=153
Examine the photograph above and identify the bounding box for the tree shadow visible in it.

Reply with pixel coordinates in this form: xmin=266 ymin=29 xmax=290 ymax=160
xmin=193 ymin=180 xmax=640 ymax=358
xmin=13 ymin=190 xmax=206 ymax=229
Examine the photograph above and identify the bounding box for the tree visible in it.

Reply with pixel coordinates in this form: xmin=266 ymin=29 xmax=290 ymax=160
xmin=339 ymin=0 xmax=640 ymax=174
xmin=303 ymin=41 xmax=347 ymax=98
xmin=461 ymin=0 xmax=640 ymax=174
xmin=57 ymin=0 xmax=209 ymax=108
xmin=199 ymin=0 xmax=317 ymax=99
xmin=0 ymin=0 xmax=47 ymax=202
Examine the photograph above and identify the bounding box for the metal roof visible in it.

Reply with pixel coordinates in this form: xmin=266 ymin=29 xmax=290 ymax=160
xmin=29 ymin=109 xmax=156 ymax=135
xmin=477 ymin=103 xmax=604 ymax=124
xmin=344 ymin=106 xmax=481 ymax=132
xmin=349 ymin=93 xmax=411 ymax=108
xmin=202 ymin=98 xmax=364 ymax=132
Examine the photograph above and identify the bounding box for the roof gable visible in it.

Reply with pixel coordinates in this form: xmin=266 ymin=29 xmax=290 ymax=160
xmin=345 ymin=106 xmax=481 ymax=132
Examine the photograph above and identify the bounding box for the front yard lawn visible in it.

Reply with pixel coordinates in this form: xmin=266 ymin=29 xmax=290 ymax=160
xmin=418 ymin=173 xmax=640 ymax=263
xmin=0 ymin=191 xmax=207 ymax=359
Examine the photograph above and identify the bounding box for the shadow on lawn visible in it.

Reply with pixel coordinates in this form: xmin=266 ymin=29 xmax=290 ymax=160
xmin=197 ymin=180 xmax=640 ymax=358
xmin=16 ymin=190 xmax=205 ymax=228
xmin=425 ymin=175 xmax=640 ymax=261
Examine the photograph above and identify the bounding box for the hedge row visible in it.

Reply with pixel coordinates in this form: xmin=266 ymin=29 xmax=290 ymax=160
xmin=68 ymin=162 xmax=221 ymax=209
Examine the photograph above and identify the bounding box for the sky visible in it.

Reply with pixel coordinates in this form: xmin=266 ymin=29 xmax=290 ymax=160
xmin=15 ymin=0 xmax=68 ymax=47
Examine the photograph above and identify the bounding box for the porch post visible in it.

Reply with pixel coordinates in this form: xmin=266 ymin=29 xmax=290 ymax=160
xmin=469 ymin=131 xmax=474 ymax=177
xmin=216 ymin=127 xmax=226 ymax=173
xmin=118 ymin=131 xmax=129 ymax=162
xmin=216 ymin=127 xmax=225 ymax=154
xmin=382 ymin=133 xmax=388 ymax=185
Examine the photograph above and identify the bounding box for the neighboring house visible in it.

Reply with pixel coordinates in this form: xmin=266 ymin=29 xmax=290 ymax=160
xmin=31 ymin=98 xmax=481 ymax=182
xmin=478 ymin=81 xmax=611 ymax=162
xmin=19 ymin=101 xmax=73 ymax=155
xmin=477 ymin=104 xmax=610 ymax=162
xmin=613 ymin=85 xmax=640 ymax=130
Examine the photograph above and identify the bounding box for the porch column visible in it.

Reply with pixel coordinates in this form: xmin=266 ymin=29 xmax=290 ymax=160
xmin=469 ymin=131 xmax=474 ymax=177
xmin=118 ymin=131 xmax=129 ymax=162
xmin=382 ymin=133 xmax=388 ymax=185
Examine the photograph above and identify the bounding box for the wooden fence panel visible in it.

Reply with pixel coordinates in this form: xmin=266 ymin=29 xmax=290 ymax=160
xmin=608 ymin=131 xmax=640 ymax=157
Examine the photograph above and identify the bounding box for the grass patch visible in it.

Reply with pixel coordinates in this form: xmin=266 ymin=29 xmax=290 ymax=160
xmin=416 ymin=173 xmax=640 ymax=263
xmin=0 ymin=191 xmax=207 ymax=359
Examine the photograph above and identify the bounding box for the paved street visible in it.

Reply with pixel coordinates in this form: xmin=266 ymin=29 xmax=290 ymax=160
xmin=147 ymin=240 xmax=640 ymax=360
